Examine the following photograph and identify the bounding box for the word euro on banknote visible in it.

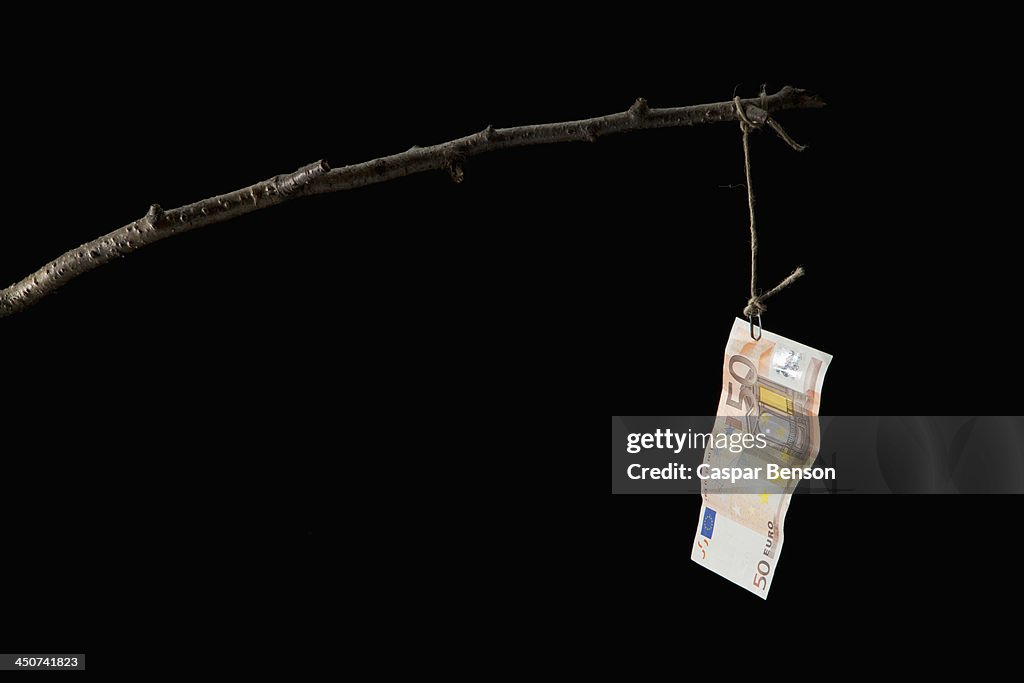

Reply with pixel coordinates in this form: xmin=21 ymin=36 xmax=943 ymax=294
xmin=691 ymin=318 xmax=831 ymax=599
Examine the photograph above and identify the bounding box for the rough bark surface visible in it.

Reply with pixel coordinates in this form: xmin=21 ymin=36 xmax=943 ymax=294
xmin=0 ymin=86 xmax=823 ymax=318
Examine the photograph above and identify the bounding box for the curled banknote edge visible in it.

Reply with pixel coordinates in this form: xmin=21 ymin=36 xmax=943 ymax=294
xmin=691 ymin=318 xmax=832 ymax=599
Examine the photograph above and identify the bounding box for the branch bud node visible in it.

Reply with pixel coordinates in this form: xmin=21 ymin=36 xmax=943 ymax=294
xmin=629 ymin=97 xmax=648 ymax=118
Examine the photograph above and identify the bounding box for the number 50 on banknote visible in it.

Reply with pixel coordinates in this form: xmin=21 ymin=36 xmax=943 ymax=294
xmin=691 ymin=318 xmax=832 ymax=598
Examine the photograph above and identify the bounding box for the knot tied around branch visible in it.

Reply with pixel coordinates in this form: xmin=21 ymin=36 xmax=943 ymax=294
xmin=733 ymin=95 xmax=807 ymax=152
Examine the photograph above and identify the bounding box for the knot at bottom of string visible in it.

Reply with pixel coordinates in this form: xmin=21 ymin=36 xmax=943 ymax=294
xmin=744 ymin=298 xmax=767 ymax=317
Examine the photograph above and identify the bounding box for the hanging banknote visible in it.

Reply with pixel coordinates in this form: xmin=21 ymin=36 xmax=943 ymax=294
xmin=691 ymin=318 xmax=832 ymax=598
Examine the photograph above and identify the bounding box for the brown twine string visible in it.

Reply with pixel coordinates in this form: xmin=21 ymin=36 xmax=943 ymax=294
xmin=733 ymin=95 xmax=806 ymax=321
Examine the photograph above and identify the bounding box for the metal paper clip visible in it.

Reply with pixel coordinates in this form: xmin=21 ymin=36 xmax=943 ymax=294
xmin=749 ymin=313 xmax=762 ymax=341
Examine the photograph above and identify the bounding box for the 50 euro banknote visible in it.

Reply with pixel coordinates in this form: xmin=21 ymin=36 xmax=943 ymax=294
xmin=691 ymin=318 xmax=832 ymax=598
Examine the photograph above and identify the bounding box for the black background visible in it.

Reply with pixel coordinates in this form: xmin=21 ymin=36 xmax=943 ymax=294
xmin=2 ymin=34 xmax=1020 ymax=659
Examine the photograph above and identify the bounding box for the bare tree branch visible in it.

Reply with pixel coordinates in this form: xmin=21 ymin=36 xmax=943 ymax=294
xmin=0 ymin=86 xmax=823 ymax=318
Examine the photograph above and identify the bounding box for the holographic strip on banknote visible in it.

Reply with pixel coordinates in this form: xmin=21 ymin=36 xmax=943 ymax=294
xmin=691 ymin=318 xmax=832 ymax=598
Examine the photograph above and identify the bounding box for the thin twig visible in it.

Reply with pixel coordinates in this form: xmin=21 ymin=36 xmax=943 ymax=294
xmin=0 ymin=86 xmax=823 ymax=318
